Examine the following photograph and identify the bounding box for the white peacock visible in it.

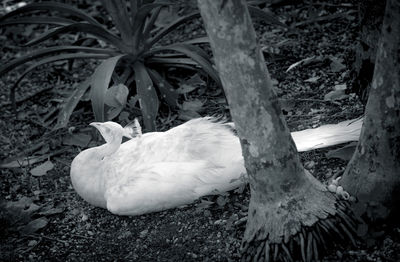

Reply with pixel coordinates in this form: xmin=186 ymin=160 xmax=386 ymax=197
xmin=70 ymin=117 xmax=362 ymax=216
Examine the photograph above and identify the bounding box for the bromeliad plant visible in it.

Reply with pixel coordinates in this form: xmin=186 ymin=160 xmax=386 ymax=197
xmin=0 ymin=0 xmax=285 ymax=130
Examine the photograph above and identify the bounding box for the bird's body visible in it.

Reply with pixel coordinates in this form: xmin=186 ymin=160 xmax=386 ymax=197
xmin=71 ymin=117 xmax=245 ymax=215
xmin=70 ymin=117 xmax=363 ymax=216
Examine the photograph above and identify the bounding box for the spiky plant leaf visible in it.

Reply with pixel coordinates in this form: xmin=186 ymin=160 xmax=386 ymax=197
xmin=131 ymin=2 xmax=171 ymax=51
xmin=99 ymin=0 xmax=133 ymax=43
xmin=90 ymin=55 xmax=126 ymax=122
xmin=0 ymin=46 xmax=118 ymax=76
xmin=56 ymin=78 xmax=92 ymax=129
xmin=133 ymin=62 xmax=159 ymax=131
xmin=9 ymin=53 xmax=111 ymax=112
xmin=0 ymin=2 xmax=102 ymax=26
xmin=146 ymin=56 xmax=198 ymax=66
xmin=147 ymin=11 xmax=200 ymax=47
xmin=148 ymin=44 xmax=222 ymax=87
xmin=147 ymin=68 xmax=178 ymax=107
xmin=0 ymin=17 xmax=74 ymax=27
xmin=141 ymin=6 xmax=162 ymax=41
xmin=147 ymin=6 xmax=286 ymax=47
xmin=22 ymin=23 xmax=128 ymax=52
xmin=181 ymin=36 xmax=210 ymax=45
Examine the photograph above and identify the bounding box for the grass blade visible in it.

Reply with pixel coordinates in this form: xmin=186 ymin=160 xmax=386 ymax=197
xmin=133 ymin=62 xmax=159 ymax=131
xmin=0 ymin=2 xmax=102 ymax=26
xmin=90 ymin=55 xmax=125 ymax=122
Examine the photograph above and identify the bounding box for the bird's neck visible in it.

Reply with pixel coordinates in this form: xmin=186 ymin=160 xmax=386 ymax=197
xmin=70 ymin=136 xmax=122 ymax=208
xmin=96 ymin=136 xmax=122 ymax=158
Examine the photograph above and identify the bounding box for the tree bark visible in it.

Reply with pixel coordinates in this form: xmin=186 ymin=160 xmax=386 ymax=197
xmin=342 ymin=0 xmax=400 ymax=222
xmin=350 ymin=0 xmax=386 ymax=103
xmin=197 ymin=0 xmax=357 ymax=261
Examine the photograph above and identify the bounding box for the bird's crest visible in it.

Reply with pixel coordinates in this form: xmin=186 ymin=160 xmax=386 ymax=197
xmin=123 ymin=118 xmax=142 ymax=139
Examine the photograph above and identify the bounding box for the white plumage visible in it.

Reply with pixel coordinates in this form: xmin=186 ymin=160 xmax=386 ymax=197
xmin=70 ymin=117 xmax=362 ymax=216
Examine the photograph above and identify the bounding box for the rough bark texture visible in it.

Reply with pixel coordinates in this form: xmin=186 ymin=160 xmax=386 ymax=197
xmin=342 ymin=0 xmax=400 ymax=221
xmin=197 ymin=1 xmax=356 ymax=261
xmin=350 ymin=0 xmax=386 ymax=103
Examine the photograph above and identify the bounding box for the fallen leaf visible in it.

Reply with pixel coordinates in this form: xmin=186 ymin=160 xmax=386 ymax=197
xmin=324 ymin=84 xmax=349 ymax=101
xmin=225 ymin=214 xmax=238 ymax=230
xmin=38 ymin=206 xmax=64 ymax=216
xmin=105 ymin=84 xmax=129 ymax=107
xmin=1 ymin=155 xmax=43 ymax=168
xmin=63 ymin=133 xmax=92 ymax=147
xmin=286 ymin=56 xmax=324 ymax=72
xmin=176 ymin=84 xmax=198 ymax=94
xmin=105 ymin=84 xmax=129 ymax=120
xmin=329 ymin=56 xmax=346 ymax=72
xmin=118 ymin=111 xmax=130 ymax=122
xmin=3 ymin=197 xmax=41 ymax=224
xmin=180 ymin=99 xmax=203 ymax=112
xmin=1 ymin=149 xmax=68 ymax=169
xmin=196 ymin=199 xmax=214 ymax=210
xmin=178 ymin=110 xmax=201 ymax=121
xmin=326 ymin=142 xmax=357 ymax=161
xmin=30 ymin=160 xmax=54 ymax=177
xmin=185 ymin=73 xmax=205 ymax=86
xmin=216 ymin=196 xmax=227 ymax=207
xmin=21 ymin=217 xmax=48 ymax=234
xmin=304 ymin=76 xmax=320 ymax=83
xmin=333 ymin=84 xmax=347 ymax=91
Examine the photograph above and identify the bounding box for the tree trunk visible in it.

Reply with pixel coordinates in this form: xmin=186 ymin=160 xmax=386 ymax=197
xmin=342 ymin=0 xmax=400 ymax=222
xmin=197 ymin=0 xmax=357 ymax=261
xmin=350 ymin=0 xmax=386 ymax=103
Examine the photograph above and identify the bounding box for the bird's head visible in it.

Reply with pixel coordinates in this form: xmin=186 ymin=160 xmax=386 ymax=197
xmin=90 ymin=121 xmax=132 ymax=144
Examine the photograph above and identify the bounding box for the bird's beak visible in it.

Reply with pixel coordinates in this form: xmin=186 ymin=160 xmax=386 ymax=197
xmin=89 ymin=122 xmax=104 ymax=135
xmin=90 ymin=122 xmax=101 ymax=128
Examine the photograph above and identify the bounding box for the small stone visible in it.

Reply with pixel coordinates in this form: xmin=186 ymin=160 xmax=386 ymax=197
xmin=81 ymin=213 xmax=88 ymax=221
xmin=328 ymin=184 xmax=337 ymax=193
xmin=214 ymin=219 xmax=226 ymax=225
xmin=140 ymin=229 xmax=148 ymax=238
xmin=28 ymin=240 xmax=37 ymax=247
xmin=304 ymin=161 xmax=315 ymax=169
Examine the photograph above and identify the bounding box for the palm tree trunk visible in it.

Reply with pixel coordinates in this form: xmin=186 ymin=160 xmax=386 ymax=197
xmin=197 ymin=0 xmax=357 ymax=260
xmin=341 ymin=0 xmax=400 ymax=222
xmin=350 ymin=0 xmax=386 ymax=103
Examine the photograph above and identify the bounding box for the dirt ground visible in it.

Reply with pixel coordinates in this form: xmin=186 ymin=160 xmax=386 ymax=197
xmin=1 ymin=1 xmax=400 ymax=261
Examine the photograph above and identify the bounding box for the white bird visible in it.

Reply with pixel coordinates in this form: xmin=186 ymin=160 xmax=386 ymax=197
xmin=70 ymin=117 xmax=362 ymax=216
